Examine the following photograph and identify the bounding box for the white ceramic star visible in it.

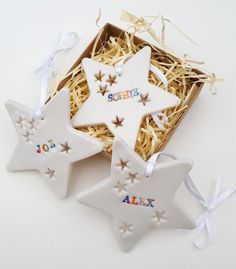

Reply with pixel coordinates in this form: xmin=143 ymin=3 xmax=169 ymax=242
xmin=5 ymin=88 xmax=103 ymax=198
xmin=72 ymin=46 xmax=180 ymax=149
xmin=77 ymin=137 xmax=195 ymax=251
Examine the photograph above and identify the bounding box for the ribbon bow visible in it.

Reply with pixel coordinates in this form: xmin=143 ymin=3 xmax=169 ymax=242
xmin=145 ymin=152 xmax=236 ymax=248
xmin=185 ymin=175 xmax=236 ymax=248
xmin=35 ymin=32 xmax=78 ymax=117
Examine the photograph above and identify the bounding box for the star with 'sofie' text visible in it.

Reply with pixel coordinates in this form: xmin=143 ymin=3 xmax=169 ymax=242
xmin=72 ymin=46 xmax=180 ymax=149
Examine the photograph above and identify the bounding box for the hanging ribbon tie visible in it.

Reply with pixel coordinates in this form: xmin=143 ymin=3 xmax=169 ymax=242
xmin=35 ymin=32 xmax=78 ymax=118
xmin=145 ymin=151 xmax=236 ymax=248
xmin=185 ymin=176 xmax=236 ymax=248
xmin=145 ymin=151 xmax=175 ymax=177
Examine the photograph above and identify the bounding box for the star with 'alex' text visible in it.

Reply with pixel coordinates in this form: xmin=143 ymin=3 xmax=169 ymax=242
xmin=77 ymin=138 xmax=195 ymax=251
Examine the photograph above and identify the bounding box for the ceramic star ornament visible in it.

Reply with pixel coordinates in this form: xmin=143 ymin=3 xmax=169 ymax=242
xmin=77 ymin=138 xmax=195 ymax=251
xmin=5 ymin=88 xmax=103 ymax=198
xmin=72 ymin=46 xmax=180 ymax=149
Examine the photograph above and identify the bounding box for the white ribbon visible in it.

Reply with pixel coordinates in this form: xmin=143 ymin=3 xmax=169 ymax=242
xmin=185 ymin=175 xmax=236 ymax=248
xmin=115 ymin=54 xmax=133 ymax=76
xmin=151 ymin=113 xmax=168 ymax=131
xmin=145 ymin=151 xmax=236 ymax=248
xmin=149 ymin=64 xmax=168 ymax=91
xmin=146 ymin=151 xmax=174 ymax=177
xmin=35 ymin=32 xmax=78 ymax=118
xmin=115 ymin=53 xmax=169 ymax=130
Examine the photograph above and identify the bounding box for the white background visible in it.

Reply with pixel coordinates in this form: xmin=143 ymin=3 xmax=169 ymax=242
xmin=0 ymin=0 xmax=236 ymax=268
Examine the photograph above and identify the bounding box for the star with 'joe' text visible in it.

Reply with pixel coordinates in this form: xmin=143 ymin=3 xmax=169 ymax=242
xmin=5 ymin=88 xmax=103 ymax=198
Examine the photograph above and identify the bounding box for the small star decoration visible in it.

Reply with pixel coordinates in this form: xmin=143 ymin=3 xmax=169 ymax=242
xmin=60 ymin=142 xmax=71 ymax=154
xmin=139 ymin=93 xmax=150 ymax=106
xmin=153 ymin=210 xmax=167 ymax=225
xmin=127 ymin=172 xmax=138 ymax=184
xmin=106 ymin=74 xmax=117 ymax=86
xmin=117 ymin=159 xmax=128 ymax=170
xmin=97 ymin=84 xmax=109 ymax=96
xmin=45 ymin=168 xmax=56 ymax=180
xmin=94 ymin=70 xmax=105 ymax=82
xmin=114 ymin=181 xmax=127 ymax=193
xmin=120 ymin=222 xmax=133 ymax=235
xmin=112 ymin=116 xmax=124 ymax=128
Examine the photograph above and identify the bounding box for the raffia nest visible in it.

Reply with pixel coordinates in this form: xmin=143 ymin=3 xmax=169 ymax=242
xmin=52 ymin=25 xmax=214 ymax=160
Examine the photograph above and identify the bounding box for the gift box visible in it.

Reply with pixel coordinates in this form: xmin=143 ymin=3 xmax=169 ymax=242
xmin=56 ymin=23 xmax=205 ymax=160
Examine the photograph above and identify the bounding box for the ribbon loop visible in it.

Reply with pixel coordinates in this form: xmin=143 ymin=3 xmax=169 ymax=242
xmin=35 ymin=32 xmax=78 ymax=118
xmin=115 ymin=54 xmax=133 ymax=76
xmin=146 ymin=151 xmax=177 ymax=177
xmin=151 ymin=112 xmax=168 ymax=130
xmin=149 ymin=64 xmax=168 ymax=91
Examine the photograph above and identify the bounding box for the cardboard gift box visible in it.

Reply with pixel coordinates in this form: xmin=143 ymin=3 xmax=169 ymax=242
xmin=56 ymin=23 xmax=205 ymax=160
